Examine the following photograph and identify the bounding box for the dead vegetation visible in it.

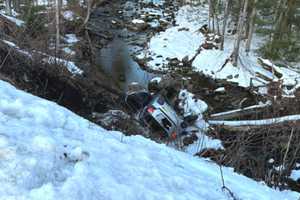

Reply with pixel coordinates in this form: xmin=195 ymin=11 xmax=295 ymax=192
xmin=0 ymin=38 xmax=122 ymax=117
xmin=202 ymin=95 xmax=300 ymax=192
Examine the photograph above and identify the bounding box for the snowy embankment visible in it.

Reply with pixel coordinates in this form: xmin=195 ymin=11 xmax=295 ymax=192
xmin=1 ymin=39 xmax=83 ymax=75
xmin=0 ymin=80 xmax=299 ymax=200
xmin=139 ymin=5 xmax=300 ymax=92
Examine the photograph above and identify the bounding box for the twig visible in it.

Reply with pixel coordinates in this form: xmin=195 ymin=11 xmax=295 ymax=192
xmin=219 ymin=163 xmax=239 ymax=200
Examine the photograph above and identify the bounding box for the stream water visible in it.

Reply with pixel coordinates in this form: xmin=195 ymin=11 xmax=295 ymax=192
xmin=96 ymin=39 xmax=156 ymax=91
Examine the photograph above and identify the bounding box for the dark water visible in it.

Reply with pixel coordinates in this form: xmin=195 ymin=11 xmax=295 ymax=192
xmin=96 ymin=39 xmax=156 ymax=91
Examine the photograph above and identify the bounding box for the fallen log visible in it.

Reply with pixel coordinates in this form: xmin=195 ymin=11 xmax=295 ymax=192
xmin=210 ymin=102 xmax=271 ymax=120
xmin=209 ymin=114 xmax=300 ymax=130
xmin=0 ymin=13 xmax=24 ymax=37
xmin=257 ymin=57 xmax=283 ymax=79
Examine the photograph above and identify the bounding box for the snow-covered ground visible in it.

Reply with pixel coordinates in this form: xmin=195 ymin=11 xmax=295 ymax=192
xmin=139 ymin=5 xmax=300 ymax=92
xmin=0 ymin=80 xmax=299 ymax=200
xmin=137 ymin=5 xmax=207 ymax=68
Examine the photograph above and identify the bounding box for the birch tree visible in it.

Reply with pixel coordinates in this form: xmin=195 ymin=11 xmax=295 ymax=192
xmin=232 ymin=0 xmax=249 ymax=66
xmin=221 ymin=0 xmax=230 ymax=50
xmin=245 ymin=0 xmax=257 ymax=53
xmin=55 ymin=0 xmax=60 ymax=55
xmin=5 ymin=0 xmax=12 ymax=16
xmin=208 ymin=0 xmax=212 ymax=31
xmin=83 ymin=0 xmax=93 ymax=26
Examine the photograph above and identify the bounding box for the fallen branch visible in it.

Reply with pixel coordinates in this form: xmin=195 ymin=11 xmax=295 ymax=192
xmin=210 ymin=102 xmax=271 ymax=120
xmin=209 ymin=114 xmax=300 ymax=127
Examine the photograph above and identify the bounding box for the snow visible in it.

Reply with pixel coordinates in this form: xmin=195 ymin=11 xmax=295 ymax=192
xmin=2 ymin=39 xmax=33 ymax=58
xmin=150 ymin=76 xmax=162 ymax=83
xmin=132 ymin=19 xmax=145 ymax=24
xmin=142 ymin=4 xmax=300 ymax=92
xmin=142 ymin=0 xmax=165 ymax=6
xmin=178 ymin=89 xmax=208 ymax=118
xmin=1 ymin=39 xmax=82 ymax=75
xmin=37 ymin=0 xmax=68 ymax=6
xmin=139 ymin=5 xmax=201 ymax=64
xmin=214 ymin=87 xmax=226 ymax=93
xmin=140 ymin=5 xmax=206 ymax=66
xmin=62 ymin=47 xmax=76 ymax=56
xmin=45 ymin=57 xmax=83 ymax=75
xmin=64 ymin=34 xmax=79 ymax=44
xmin=184 ymin=131 xmax=223 ymax=155
xmin=63 ymin=10 xmax=75 ymax=21
xmin=0 ymin=80 xmax=299 ymax=200
xmin=0 ymin=11 xmax=25 ymax=26
xmin=290 ymin=170 xmax=300 ymax=181
xmin=142 ymin=5 xmax=206 ymax=69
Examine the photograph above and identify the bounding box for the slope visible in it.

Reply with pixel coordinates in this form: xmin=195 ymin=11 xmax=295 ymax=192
xmin=0 ymin=80 xmax=298 ymax=200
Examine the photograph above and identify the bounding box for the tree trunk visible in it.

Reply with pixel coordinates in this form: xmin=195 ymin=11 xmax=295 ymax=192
xmin=83 ymin=0 xmax=93 ymax=27
xmin=55 ymin=0 xmax=60 ymax=56
xmin=221 ymin=0 xmax=230 ymax=50
xmin=208 ymin=0 xmax=212 ymax=31
xmin=5 ymin=0 xmax=12 ymax=16
xmin=232 ymin=0 xmax=249 ymax=67
xmin=245 ymin=0 xmax=257 ymax=53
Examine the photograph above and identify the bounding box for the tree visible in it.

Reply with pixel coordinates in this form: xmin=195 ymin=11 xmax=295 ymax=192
xmin=232 ymin=0 xmax=249 ymax=66
xmin=208 ymin=0 xmax=212 ymax=31
xmin=5 ymin=0 xmax=12 ymax=16
xmin=221 ymin=0 xmax=230 ymax=50
xmin=245 ymin=0 xmax=257 ymax=53
xmin=55 ymin=0 xmax=60 ymax=55
xmin=83 ymin=0 xmax=93 ymax=27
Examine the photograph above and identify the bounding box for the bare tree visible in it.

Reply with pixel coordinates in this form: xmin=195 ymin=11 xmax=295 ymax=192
xmin=208 ymin=0 xmax=212 ymax=31
xmin=221 ymin=0 xmax=230 ymax=50
xmin=5 ymin=0 xmax=12 ymax=16
xmin=245 ymin=0 xmax=257 ymax=53
xmin=232 ymin=0 xmax=249 ymax=67
xmin=83 ymin=0 xmax=93 ymax=26
xmin=55 ymin=0 xmax=60 ymax=55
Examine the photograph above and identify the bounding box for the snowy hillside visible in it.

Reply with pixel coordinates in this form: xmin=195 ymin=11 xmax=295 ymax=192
xmin=0 ymin=80 xmax=299 ymax=200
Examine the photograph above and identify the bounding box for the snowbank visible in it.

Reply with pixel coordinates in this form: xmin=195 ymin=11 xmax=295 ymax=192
xmin=1 ymin=39 xmax=82 ymax=75
xmin=0 ymin=80 xmax=299 ymax=200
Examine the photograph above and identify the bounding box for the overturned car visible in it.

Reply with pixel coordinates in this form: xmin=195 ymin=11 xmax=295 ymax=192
xmin=125 ymin=83 xmax=187 ymax=140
